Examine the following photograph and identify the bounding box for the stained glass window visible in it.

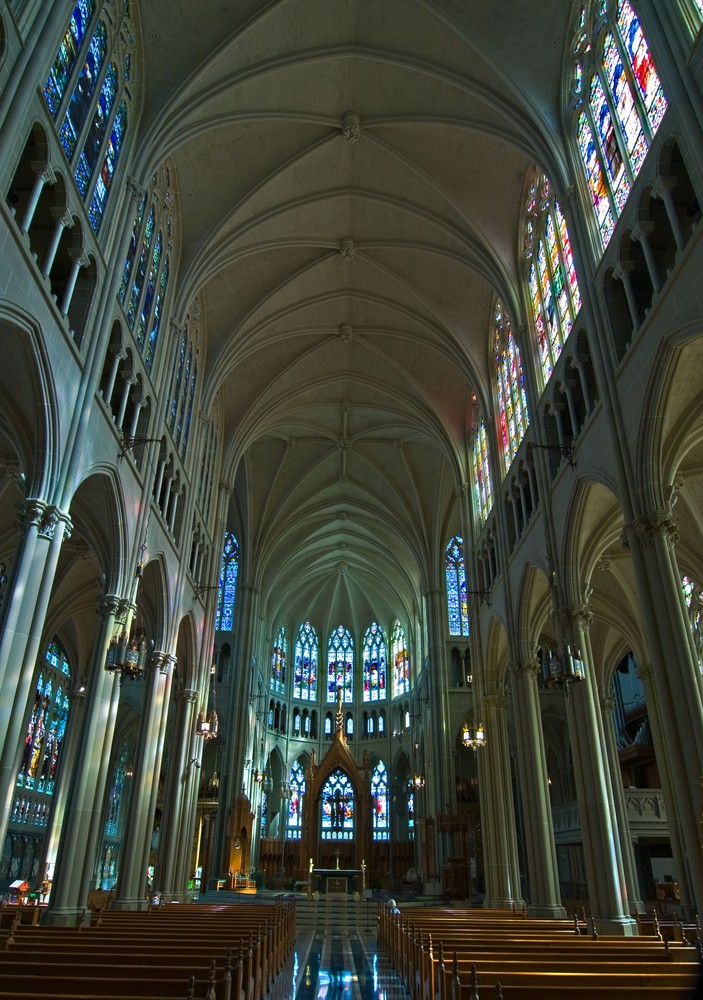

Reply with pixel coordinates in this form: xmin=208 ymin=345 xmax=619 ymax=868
xmin=327 ymin=624 xmax=353 ymax=703
xmin=215 ymin=532 xmax=239 ymax=632
xmin=294 ymin=621 xmax=318 ymax=701
xmin=682 ymin=575 xmax=703 ymax=673
xmin=16 ymin=640 xmax=71 ymax=799
xmin=88 ymin=99 xmax=127 ymax=233
xmin=408 ymin=789 xmax=415 ymax=837
xmin=271 ymin=625 xmax=287 ymax=693
xmin=321 ymin=769 xmax=354 ymax=840
xmin=523 ymin=174 xmax=582 ymax=390
xmin=163 ymin=312 xmax=198 ymax=457
xmin=471 ymin=420 xmax=494 ymax=527
xmin=362 ymin=622 xmax=387 ymax=702
xmin=43 ymin=0 xmax=95 ymax=116
xmin=58 ymin=22 xmax=106 ymax=159
xmin=494 ymin=301 xmax=530 ymax=469
xmin=286 ymin=760 xmax=305 ymax=839
xmin=446 ymin=535 xmax=469 ymax=637
xmin=104 ymin=739 xmax=129 ymax=838
xmin=572 ymin=0 xmax=668 ymax=249
xmin=371 ymin=761 xmax=390 ymax=841
xmin=391 ymin=619 xmax=410 ymax=698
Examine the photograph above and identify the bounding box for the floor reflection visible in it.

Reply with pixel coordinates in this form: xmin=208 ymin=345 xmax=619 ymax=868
xmin=292 ymin=930 xmax=406 ymax=999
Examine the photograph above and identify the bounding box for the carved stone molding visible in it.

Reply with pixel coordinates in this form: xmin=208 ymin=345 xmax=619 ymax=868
xmin=342 ymin=113 xmax=360 ymax=143
xmin=631 ymin=510 xmax=679 ymax=550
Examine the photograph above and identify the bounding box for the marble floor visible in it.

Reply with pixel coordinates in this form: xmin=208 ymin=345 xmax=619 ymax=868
xmin=275 ymin=928 xmax=409 ymax=999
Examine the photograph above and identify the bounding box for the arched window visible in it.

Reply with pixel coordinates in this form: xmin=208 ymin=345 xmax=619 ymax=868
xmin=104 ymin=738 xmax=129 ymax=838
xmin=571 ymin=0 xmax=668 ymax=249
xmin=286 ymin=761 xmax=305 ymax=840
xmin=271 ymin=625 xmax=287 ymax=693
xmin=16 ymin=640 xmax=71 ymax=800
xmin=321 ymin=769 xmax=354 ymax=840
xmin=408 ymin=789 xmax=415 ymax=837
xmin=294 ymin=620 xmax=318 ymax=701
xmin=378 ymin=710 xmax=385 ymax=734
xmin=43 ymin=0 xmax=132 ymax=234
xmin=324 ymin=713 xmax=333 ymax=736
xmin=293 ymin=709 xmax=301 ymax=736
xmin=362 ymin=622 xmax=387 ymax=702
xmin=523 ymin=172 xmax=582 ymax=388
xmin=682 ymin=575 xmax=703 ymax=673
xmin=494 ymin=302 xmax=530 ymax=471
xmin=445 ymin=535 xmax=469 ymax=637
xmin=471 ymin=419 xmax=494 ymax=527
xmin=119 ymin=168 xmax=173 ymax=374
xmin=391 ymin=620 xmax=410 ymax=698
xmin=215 ymin=532 xmax=239 ymax=632
xmin=345 ymin=713 xmax=354 ymax=737
xmin=327 ymin=624 xmax=353 ymax=703
xmin=371 ymin=761 xmax=390 ymax=841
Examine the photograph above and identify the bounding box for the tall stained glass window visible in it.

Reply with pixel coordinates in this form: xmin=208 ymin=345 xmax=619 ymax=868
xmin=120 ymin=169 xmax=173 ymax=375
xmin=391 ymin=619 xmax=410 ymax=698
xmin=471 ymin=420 xmax=494 ymax=527
xmin=494 ymin=302 xmax=530 ymax=472
xmin=327 ymin=625 xmax=354 ymax=703
xmin=294 ymin=621 xmax=318 ymax=701
xmin=571 ymin=0 xmax=668 ymax=249
xmin=321 ymin=769 xmax=354 ymax=840
xmin=523 ymin=172 xmax=582 ymax=389
xmin=165 ymin=310 xmax=199 ymax=459
xmin=215 ymin=532 xmax=239 ymax=632
xmin=43 ymin=1 xmax=132 ymax=234
xmin=271 ymin=625 xmax=287 ymax=693
xmin=362 ymin=622 xmax=387 ymax=702
xmin=16 ymin=640 xmax=71 ymax=802
xmin=104 ymin=739 xmax=129 ymax=838
xmin=682 ymin=575 xmax=703 ymax=673
xmin=371 ymin=761 xmax=390 ymax=841
xmin=286 ymin=760 xmax=305 ymax=839
xmin=445 ymin=535 xmax=469 ymax=637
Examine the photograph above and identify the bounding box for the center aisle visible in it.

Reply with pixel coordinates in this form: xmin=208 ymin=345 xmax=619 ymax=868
xmin=277 ymin=927 xmax=409 ymax=999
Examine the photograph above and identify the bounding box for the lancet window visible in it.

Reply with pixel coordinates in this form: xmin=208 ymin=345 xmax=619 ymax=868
xmin=682 ymin=575 xmax=703 ymax=673
xmin=327 ymin=624 xmax=353 ymax=703
xmin=391 ymin=619 xmax=410 ymax=698
xmin=446 ymin=535 xmax=469 ymax=637
xmin=321 ymin=769 xmax=354 ymax=840
xmin=294 ymin=621 xmax=319 ymax=701
xmin=215 ymin=532 xmax=239 ymax=632
xmin=371 ymin=761 xmax=390 ymax=841
xmin=494 ymin=302 xmax=530 ymax=471
xmin=16 ymin=640 xmax=71 ymax=799
xmin=362 ymin=622 xmax=387 ymax=702
xmin=271 ymin=625 xmax=287 ymax=693
xmin=286 ymin=761 xmax=305 ymax=839
xmin=571 ymin=0 xmax=668 ymax=249
xmin=165 ymin=314 xmax=199 ymax=459
xmin=471 ymin=419 xmax=494 ymax=527
xmin=43 ymin=0 xmax=132 ymax=233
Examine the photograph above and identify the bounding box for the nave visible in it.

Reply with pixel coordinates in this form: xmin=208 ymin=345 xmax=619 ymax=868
xmin=286 ymin=928 xmax=406 ymax=1000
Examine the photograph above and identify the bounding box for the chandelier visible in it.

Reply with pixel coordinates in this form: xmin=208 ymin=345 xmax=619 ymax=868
xmin=462 ymin=722 xmax=487 ymax=751
xmin=542 ymin=645 xmax=585 ymax=689
xmin=104 ymin=563 xmax=152 ymax=680
xmin=196 ymin=665 xmax=218 ymax=740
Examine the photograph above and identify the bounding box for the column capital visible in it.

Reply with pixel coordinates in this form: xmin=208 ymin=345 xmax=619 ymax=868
xmin=177 ymin=687 xmax=199 ymax=705
xmin=559 ymin=601 xmax=592 ymax=632
xmin=19 ymin=502 xmax=73 ymax=541
xmin=150 ymin=651 xmax=176 ymax=675
xmin=631 ymin=510 xmax=679 ymax=549
xmin=97 ymin=594 xmax=129 ymax=621
xmin=219 ymin=480 xmax=234 ymax=496
xmin=483 ymin=692 xmax=507 ymax=711
xmin=510 ymin=659 xmax=541 ymax=679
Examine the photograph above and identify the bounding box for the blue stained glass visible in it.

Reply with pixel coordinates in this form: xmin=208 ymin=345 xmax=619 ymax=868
xmin=145 ymin=258 xmax=169 ymax=373
xmin=177 ymin=347 xmax=193 ymax=446
xmin=16 ymin=642 xmax=71 ymax=800
xmin=216 ymin=532 xmax=239 ymax=632
xmin=294 ymin=621 xmax=319 ymax=701
xmin=128 ymin=208 xmax=155 ymax=327
xmin=169 ymin=335 xmax=186 ymax=429
xmin=104 ymin=740 xmax=129 ymax=837
xmin=391 ymin=619 xmax=410 ymax=698
xmin=75 ymin=62 xmax=117 ymax=194
xmin=43 ymin=0 xmax=95 ymax=116
xmin=271 ymin=626 xmax=288 ymax=692
xmin=362 ymin=622 xmax=387 ymax=702
xmin=119 ymin=194 xmax=146 ymax=303
xmin=286 ymin=761 xmax=305 ymax=838
xmin=321 ymin=769 xmax=354 ymax=840
xmin=136 ymin=233 xmax=161 ymax=351
xmin=371 ymin=761 xmax=390 ymax=841
xmin=327 ymin=624 xmax=353 ymax=703
xmin=445 ymin=535 xmax=469 ymax=637
xmin=88 ymin=100 xmax=127 ymax=233
xmin=618 ymin=0 xmax=667 ymax=133
xmin=591 ymin=75 xmax=630 ymax=210
xmin=59 ymin=22 xmax=106 ymax=160
xmin=576 ymin=110 xmax=615 ymax=244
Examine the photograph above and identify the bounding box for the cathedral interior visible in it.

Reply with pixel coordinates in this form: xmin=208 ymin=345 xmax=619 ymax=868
xmin=0 ymin=0 xmax=702 ymax=936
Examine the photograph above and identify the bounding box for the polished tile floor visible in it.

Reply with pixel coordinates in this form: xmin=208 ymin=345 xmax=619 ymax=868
xmin=277 ymin=929 xmax=409 ymax=999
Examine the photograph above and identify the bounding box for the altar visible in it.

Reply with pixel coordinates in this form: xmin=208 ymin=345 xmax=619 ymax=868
xmin=311 ymin=868 xmax=362 ymax=896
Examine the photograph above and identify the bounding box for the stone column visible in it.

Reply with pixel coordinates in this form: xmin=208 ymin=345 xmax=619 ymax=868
xmin=19 ymin=163 xmax=55 ymax=234
xmin=156 ymin=685 xmax=198 ymax=900
xmin=425 ymin=585 xmax=457 ymax=867
xmin=600 ymin=693 xmax=645 ymax=914
xmin=112 ymin=652 xmax=175 ymax=909
xmin=0 ymin=502 xmax=72 ymax=855
xmin=627 ymin=510 xmax=703 ymax=915
xmin=41 ymin=209 xmax=72 ymax=279
xmin=509 ymin=661 xmax=565 ymax=917
xmin=479 ymin=692 xmax=524 ymax=909
xmin=561 ymin=603 xmax=636 ymax=934
xmin=613 ymin=261 xmax=640 ymax=330
xmin=43 ymin=596 xmax=127 ymax=924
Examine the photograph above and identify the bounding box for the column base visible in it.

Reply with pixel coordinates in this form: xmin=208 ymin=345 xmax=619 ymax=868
xmin=110 ymin=897 xmax=151 ymax=911
xmin=42 ymin=907 xmax=92 ymax=927
xmin=528 ymin=903 xmax=568 ymax=919
xmin=482 ymin=897 xmax=526 ymax=911
xmin=591 ymin=915 xmax=638 ymax=936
